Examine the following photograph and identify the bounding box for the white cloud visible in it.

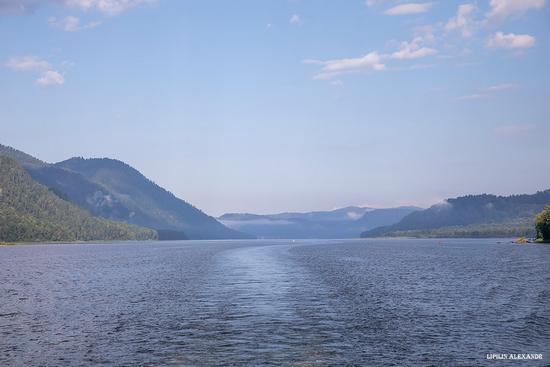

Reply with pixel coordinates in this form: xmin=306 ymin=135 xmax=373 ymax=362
xmin=494 ymin=124 xmax=536 ymax=137
xmin=413 ymin=25 xmax=436 ymax=44
xmin=305 ymin=34 xmax=436 ymax=81
xmin=486 ymin=0 xmax=545 ymax=23
xmin=306 ymin=52 xmax=386 ymax=80
xmin=390 ymin=37 xmax=437 ymax=59
xmin=487 ymin=83 xmax=517 ymax=91
xmin=486 ymin=32 xmax=535 ymax=49
xmin=384 ymin=2 xmax=434 ymax=15
xmin=346 ymin=211 xmax=363 ymax=220
xmin=290 ymin=14 xmax=300 ymax=24
xmin=49 ymin=15 xmax=79 ymax=31
xmin=36 ymin=70 xmax=65 ymax=85
xmin=445 ymin=4 xmax=476 ymax=37
xmin=48 ymin=15 xmax=100 ymax=31
xmin=0 ymin=0 xmax=153 ymax=16
xmin=5 ymin=55 xmax=65 ymax=86
xmin=5 ymin=55 xmax=51 ymax=71
xmin=0 ymin=0 xmax=41 ymax=14
xmin=63 ymin=0 xmax=153 ymax=16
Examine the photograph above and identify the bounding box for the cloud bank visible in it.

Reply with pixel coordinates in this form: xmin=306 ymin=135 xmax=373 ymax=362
xmin=0 ymin=0 xmax=154 ymax=16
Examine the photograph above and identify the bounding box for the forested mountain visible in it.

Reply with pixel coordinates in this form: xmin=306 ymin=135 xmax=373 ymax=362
xmin=27 ymin=165 xmax=134 ymax=220
xmin=263 ymin=206 xmax=372 ymax=222
xmin=0 ymin=156 xmax=156 ymax=242
xmin=54 ymin=157 xmax=250 ymax=240
xmin=362 ymin=191 xmax=550 ymax=238
xmin=0 ymin=144 xmax=45 ymax=168
xmin=4 ymin=141 xmax=545 ymax=241
xmin=355 ymin=207 xmax=423 ymax=231
xmin=0 ymin=143 xmax=249 ymax=240
xmin=219 ymin=206 xmax=419 ymax=239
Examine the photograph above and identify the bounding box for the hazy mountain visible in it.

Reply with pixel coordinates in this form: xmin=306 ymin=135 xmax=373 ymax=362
xmin=362 ymin=190 xmax=550 ymax=238
xmin=0 ymin=156 xmax=156 ymax=242
xmin=355 ymin=207 xmax=424 ymax=231
xmin=266 ymin=206 xmax=372 ymax=222
xmin=27 ymin=165 xmax=134 ymax=221
xmin=54 ymin=157 xmax=250 ymax=240
xmin=0 ymin=143 xmax=249 ymax=240
xmin=219 ymin=206 xmax=419 ymax=239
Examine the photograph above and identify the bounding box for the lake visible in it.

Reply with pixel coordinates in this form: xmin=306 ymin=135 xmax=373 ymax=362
xmin=1 ymin=239 xmax=549 ymax=366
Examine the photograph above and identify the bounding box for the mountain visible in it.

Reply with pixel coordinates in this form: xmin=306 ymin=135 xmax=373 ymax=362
xmin=355 ymin=207 xmax=424 ymax=230
xmin=0 ymin=144 xmax=46 ymax=168
xmin=0 ymin=156 xmax=156 ymax=242
xmin=362 ymin=190 xmax=550 ymax=238
xmin=26 ymin=165 xmax=135 ymax=221
xmin=265 ymin=206 xmax=372 ymax=222
xmin=54 ymin=157 xmax=250 ymax=240
xmin=219 ymin=206 xmax=420 ymax=239
xmin=0 ymin=143 xmax=250 ymax=240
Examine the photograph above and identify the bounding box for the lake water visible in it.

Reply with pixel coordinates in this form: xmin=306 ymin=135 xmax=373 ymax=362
xmin=1 ymin=239 xmax=549 ymax=366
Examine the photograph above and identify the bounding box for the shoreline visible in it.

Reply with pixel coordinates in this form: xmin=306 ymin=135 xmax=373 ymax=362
xmin=2 ymin=237 xmax=549 ymax=247
xmin=0 ymin=239 xmax=158 ymax=246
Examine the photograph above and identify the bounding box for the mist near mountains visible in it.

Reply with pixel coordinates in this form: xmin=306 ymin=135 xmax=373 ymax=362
xmin=219 ymin=206 xmax=420 ymax=239
xmin=0 ymin=155 xmax=156 ymax=242
xmin=0 ymin=144 xmax=248 ymax=240
xmin=1 ymin=142 xmax=548 ymax=242
xmin=362 ymin=191 xmax=550 ymax=238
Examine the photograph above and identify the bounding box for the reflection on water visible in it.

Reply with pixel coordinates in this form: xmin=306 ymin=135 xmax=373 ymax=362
xmin=0 ymin=239 xmax=549 ymax=366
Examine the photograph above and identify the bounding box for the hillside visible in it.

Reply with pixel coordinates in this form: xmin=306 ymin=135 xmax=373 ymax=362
xmin=219 ymin=206 xmax=419 ymax=239
xmin=362 ymin=191 xmax=550 ymax=238
xmin=55 ymin=157 xmax=250 ymax=240
xmin=0 ymin=156 xmax=157 ymax=242
xmin=0 ymin=144 xmax=46 ymax=168
xmin=0 ymin=143 xmax=249 ymax=240
xmin=355 ymin=207 xmax=422 ymax=231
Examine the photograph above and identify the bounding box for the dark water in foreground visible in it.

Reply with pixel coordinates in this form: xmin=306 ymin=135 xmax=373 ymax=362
xmin=1 ymin=239 xmax=549 ymax=366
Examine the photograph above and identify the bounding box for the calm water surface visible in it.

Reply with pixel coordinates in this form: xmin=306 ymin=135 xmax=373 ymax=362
xmin=1 ymin=239 xmax=549 ymax=366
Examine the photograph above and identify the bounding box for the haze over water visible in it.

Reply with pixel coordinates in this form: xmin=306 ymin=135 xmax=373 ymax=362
xmin=1 ymin=239 xmax=549 ymax=366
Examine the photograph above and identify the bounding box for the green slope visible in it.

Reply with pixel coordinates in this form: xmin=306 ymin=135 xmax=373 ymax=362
xmin=0 ymin=144 xmax=46 ymax=168
xmin=362 ymin=191 xmax=550 ymax=238
xmin=0 ymin=143 xmax=248 ymax=240
xmin=0 ymin=156 xmax=157 ymax=242
xmin=55 ymin=157 xmax=251 ymax=240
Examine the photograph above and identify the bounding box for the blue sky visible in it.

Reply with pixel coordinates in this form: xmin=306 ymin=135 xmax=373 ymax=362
xmin=1 ymin=0 xmax=549 ymax=216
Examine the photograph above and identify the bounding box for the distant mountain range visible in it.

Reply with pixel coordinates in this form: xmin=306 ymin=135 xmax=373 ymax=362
xmin=0 ymin=143 xmax=250 ymax=241
xmin=362 ymin=190 xmax=550 ymax=238
xmin=2 ymin=143 xmax=547 ymax=242
xmin=0 ymin=156 xmax=156 ymax=242
xmin=219 ymin=206 xmax=421 ymax=239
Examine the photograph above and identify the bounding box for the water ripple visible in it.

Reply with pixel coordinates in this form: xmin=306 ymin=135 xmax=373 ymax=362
xmin=0 ymin=239 xmax=549 ymax=366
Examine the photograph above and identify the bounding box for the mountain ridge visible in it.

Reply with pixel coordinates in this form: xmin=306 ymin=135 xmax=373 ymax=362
xmin=54 ymin=157 xmax=251 ymax=239
xmin=219 ymin=206 xmax=420 ymax=239
xmin=362 ymin=190 xmax=550 ymax=238
xmin=0 ymin=155 xmax=156 ymax=242
xmin=0 ymin=143 xmax=251 ymax=240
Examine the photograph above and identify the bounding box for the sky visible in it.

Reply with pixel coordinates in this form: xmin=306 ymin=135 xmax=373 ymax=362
xmin=1 ymin=0 xmax=549 ymax=216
